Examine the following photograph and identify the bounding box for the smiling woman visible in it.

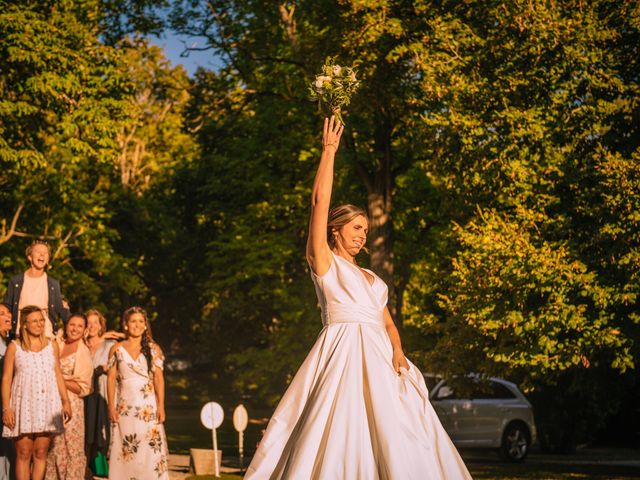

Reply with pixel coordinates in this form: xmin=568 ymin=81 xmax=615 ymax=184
xmin=106 ymin=307 xmax=169 ymax=479
xmin=1 ymin=306 xmax=71 ymax=480
xmin=245 ymin=117 xmax=472 ymax=479
xmin=46 ymin=313 xmax=93 ymax=479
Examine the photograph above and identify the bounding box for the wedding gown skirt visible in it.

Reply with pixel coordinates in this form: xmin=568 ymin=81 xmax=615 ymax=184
xmin=246 ymin=253 xmax=472 ymax=479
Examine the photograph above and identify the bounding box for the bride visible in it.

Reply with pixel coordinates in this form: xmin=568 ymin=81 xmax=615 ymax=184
xmin=245 ymin=117 xmax=472 ymax=479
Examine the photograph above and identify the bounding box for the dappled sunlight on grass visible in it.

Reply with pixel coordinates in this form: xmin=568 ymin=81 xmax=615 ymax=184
xmin=165 ymin=370 xmax=267 ymax=455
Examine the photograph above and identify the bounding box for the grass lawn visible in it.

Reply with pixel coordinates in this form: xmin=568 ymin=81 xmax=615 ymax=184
xmin=164 ymin=370 xmax=268 ymax=456
xmin=185 ymin=476 xmax=243 ymax=480
xmin=184 ymin=462 xmax=640 ymax=480
xmin=468 ymin=462 xmax=640 ymax=479
xmin=180 ymin=452 xmax=640 ymax=479
xmin=165 ymin=371 xmax=640 ymax=480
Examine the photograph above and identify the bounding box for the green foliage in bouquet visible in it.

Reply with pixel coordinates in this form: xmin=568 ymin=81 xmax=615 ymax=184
xmin=309 ymin=57 xmax=360 ymax=125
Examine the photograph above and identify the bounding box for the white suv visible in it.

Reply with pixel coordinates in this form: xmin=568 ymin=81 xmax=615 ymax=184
xmin=428 ymin=376 xmax=537 ymax=462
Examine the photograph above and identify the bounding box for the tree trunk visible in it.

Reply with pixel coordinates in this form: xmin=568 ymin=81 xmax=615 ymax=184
xmin=367 ymin=190 xmax=397 ymax=321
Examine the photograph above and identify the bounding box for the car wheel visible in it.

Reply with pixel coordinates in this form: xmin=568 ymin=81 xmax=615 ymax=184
xmin=500 ymin=422 xmax=530 ymax=462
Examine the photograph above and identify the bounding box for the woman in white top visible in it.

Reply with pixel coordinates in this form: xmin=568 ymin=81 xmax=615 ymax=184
xmin=1 ymin=306 xmax=72 ymax=480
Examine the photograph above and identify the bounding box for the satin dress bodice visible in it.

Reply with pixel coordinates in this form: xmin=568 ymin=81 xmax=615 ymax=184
xmin=312 ymin=252 xmax=388 ymax=328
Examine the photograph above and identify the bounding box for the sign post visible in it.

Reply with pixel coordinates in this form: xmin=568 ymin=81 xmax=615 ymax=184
xmin=233 ymin=405 xmax=249 ymax=471
xmin=200 ymin=402 xmax=224 ymax=478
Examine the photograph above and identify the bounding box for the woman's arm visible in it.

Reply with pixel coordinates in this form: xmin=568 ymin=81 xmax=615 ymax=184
xmin=1 ymin=342 xmax=16 ymax=429
xmin=107 ymin=344 xmax=119 ymax=422
xmin=152 ymin=344 xmax=166 ymax=423
xmin=306 ymin=116 xmax=344 ymax=276
xmin=64 ymin=380 xmax=82 ymax=395
xmin=383 ymin=306 xmax=409 ymax=374
xmin=102 ymin=331 xmax=125 ymax=341
xmin=52 ymin=341 xmax=72 ymax=421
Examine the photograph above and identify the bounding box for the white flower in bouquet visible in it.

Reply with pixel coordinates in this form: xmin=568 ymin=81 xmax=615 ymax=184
xmin=309 ymin=57 xmax=360 ymax=125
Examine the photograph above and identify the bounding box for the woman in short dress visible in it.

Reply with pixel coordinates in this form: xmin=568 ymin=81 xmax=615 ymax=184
xmin=1 ymin=305 xmax=71 ymax=480
xmin=106 ymin=307 xmax=169 ymax=479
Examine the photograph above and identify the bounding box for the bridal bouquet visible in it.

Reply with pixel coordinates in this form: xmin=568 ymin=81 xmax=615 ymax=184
xmin=309 ymin=57 xmax=360 ymax=125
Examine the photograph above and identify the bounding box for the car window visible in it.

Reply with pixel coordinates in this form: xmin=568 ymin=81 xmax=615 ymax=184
xmin=434 ymin=379 xmax=474 ymax=400
xmin=435 ymin=384 xmax=457 ymax=400
xmin=471 ymin=381 xmax=517 ymax=400
xmin=434 ymin=379 xmax=518 ymax=400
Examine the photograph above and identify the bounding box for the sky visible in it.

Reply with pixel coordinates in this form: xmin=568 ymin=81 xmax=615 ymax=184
xmin=148 ymin=29 xmax=223 ymax=76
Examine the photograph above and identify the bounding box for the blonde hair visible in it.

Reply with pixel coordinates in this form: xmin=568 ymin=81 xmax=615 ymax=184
xmin=86 ymin=309 xmax=107 ymax=337
xmin=25 ymin=239 xmax=51 ymax=259
xmin=327 ymin=204 xmax=369 ymax=251
xmin=19 ymin=305 xmax=48 ymax=351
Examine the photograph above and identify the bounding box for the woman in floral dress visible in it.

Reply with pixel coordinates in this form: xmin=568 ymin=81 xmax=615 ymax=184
xmin=46 ymin=313 xmax=93 ymax=479
xmin=106 ymin=307 xmax=168 ymax=479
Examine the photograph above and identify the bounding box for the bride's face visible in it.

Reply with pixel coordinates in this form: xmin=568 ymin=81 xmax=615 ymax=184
xmin=336 ymin=215 xmax=368 ymax=255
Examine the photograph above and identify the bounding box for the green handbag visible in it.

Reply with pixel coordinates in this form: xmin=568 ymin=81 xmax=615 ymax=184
xmin=90 ymin=451 xmax=109 ymax=477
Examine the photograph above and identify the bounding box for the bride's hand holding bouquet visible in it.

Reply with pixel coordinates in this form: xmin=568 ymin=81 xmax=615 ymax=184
xmin=310 ymin=57 xmax=360 ymax=126
xmin=322 ymin=115 xmax=344 ymax=154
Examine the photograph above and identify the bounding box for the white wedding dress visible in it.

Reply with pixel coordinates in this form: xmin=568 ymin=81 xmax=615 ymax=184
xmin=245 ymin=252 xmax=472 ymax=479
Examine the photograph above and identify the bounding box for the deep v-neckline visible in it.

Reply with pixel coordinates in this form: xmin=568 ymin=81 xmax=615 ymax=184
xmin=333 ymin=252 xmax=376 ymax=287
xmin=121 ymin=344 xmax=142 ymax=362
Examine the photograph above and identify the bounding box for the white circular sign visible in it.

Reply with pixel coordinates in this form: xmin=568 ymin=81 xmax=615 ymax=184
xmin=200 ymin=402 xmax=224 ymax=430
xmin=233 ymin=404 xmax=249 ymax=432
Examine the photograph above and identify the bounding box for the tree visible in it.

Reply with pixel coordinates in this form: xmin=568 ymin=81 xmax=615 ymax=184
xmin=397 ymin=0 xmax=639 ymax=449
xmin=0 ymin=2 xmax=196 ymax=330
xmin=0 ymin=1 xmax=140 ymax=311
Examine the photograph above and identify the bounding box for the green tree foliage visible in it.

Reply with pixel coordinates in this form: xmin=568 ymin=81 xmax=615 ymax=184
xmin=0 ymin=0 xmax=637 ymax=449
xmin=173 ymin=0 xmax=639 ymax=441
xmin=396 ymin=0 xmax=640 ymax=448
xmin=0 ymin=1 xmax=195 ymax=331
xmin=0 ymin=1 xmax=138 ymax=311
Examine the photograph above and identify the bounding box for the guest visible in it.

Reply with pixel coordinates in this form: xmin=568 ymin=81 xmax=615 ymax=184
xmin=3 ymin=240 xmax=70 ymax=338
xmin=45 ymin=313 xmax=93 ymax=479
xmin=0 ymin=303 xmax=15 ymax=479
xmin=84 ymin=310 xmax=122 ymax=478
xmin=1 ymin=306 xmax=72 ymax=480
xmin=107 ymin=307 xmax=168 ymax=479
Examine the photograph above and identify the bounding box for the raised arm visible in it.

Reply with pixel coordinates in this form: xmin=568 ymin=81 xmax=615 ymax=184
xmin=306 ymin=116 xmax=344 ymax=276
